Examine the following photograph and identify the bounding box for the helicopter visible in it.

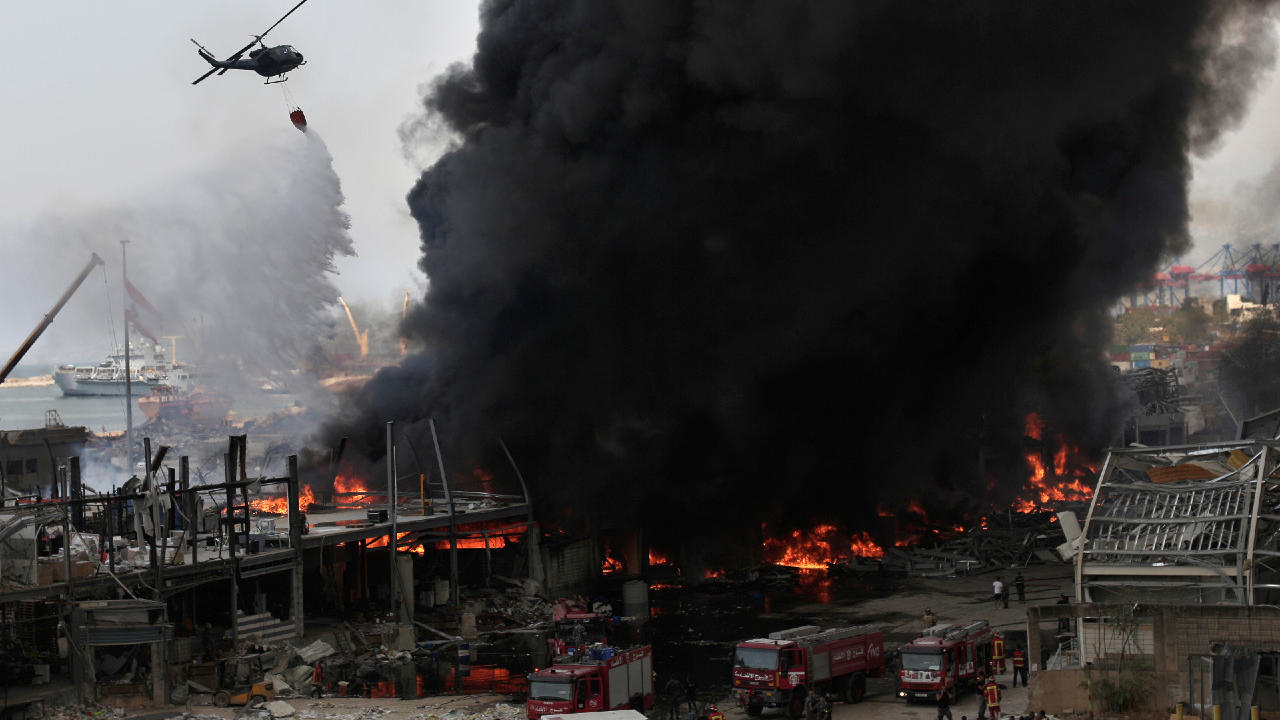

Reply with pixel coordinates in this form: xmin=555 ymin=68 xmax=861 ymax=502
xmin=191 ymin=0 xmax=311 ymax=85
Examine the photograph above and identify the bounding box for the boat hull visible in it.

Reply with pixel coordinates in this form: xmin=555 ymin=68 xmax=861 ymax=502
xmin=53 ymin=370 xmax=154 ymax=397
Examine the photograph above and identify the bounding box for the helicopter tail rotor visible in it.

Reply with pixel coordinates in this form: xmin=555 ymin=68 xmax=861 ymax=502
xmin=191 ymin=40 xmax=217 ymax=65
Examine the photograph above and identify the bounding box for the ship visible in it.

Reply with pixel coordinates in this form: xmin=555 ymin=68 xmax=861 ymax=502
xmin=137 ymin=385 xmax=229 ymax=425
xmin=53 ymin=342 xmax=192 ymax=397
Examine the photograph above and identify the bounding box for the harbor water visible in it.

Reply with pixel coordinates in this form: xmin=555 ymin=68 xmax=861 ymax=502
xmin=0 ymin=381 xmax=300 ymax=433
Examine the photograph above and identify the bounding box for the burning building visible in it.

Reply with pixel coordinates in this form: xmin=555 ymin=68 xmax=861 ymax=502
xmin=335 ymin=0 xmax=1280 ymax=564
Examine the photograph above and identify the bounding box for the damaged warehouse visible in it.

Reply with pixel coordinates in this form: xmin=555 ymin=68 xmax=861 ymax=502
xmin=0 ymin=432 xmax=561 ymax=712
xmin=1028 ymin=438 xmax=1280 ymax=716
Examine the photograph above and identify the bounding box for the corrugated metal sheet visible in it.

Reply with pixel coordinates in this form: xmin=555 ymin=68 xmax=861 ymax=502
xmin=544 ymin=538 xmax=595 ymax=597
xmin=80 ymin=624 xmax=173 ymax=645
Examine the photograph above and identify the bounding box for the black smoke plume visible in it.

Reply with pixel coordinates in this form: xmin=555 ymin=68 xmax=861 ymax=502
xmin=342 ymin=1 xmax=1278 ymax=561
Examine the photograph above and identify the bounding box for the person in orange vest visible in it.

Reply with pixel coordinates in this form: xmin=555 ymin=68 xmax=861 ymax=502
xmin=1011 ymin=644 xmax=1027 ymax=687
xmin=311 ymin=661 xmax=325 ymax=698
xmin=991 ymin=631 xmax=1006 ymax=674
xmin=983 ymin=676 xmax=1002 ymax=719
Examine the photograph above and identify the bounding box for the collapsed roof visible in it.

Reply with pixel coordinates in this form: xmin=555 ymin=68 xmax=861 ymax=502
xmin=1076 ymin=440 xmax=1280 ymax=605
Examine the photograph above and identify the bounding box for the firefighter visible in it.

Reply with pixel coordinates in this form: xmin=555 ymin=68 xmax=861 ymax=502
xmin=992 ymin=631 xmax=1006 ymax=674
xmin=935 ymin=687 xmax=953 ymax=720
xmin=975 ymin=672 xmax=988 ymax=720
xmin=1011 ymin=645 xmax=1027 ymax=687
xmin=311 ymin=661 xmax=325 ymax=697
xmin=923 ymin=607 xmax=937 ymax=627
xmin=983 ymin=676 xmax=1002 ymax=719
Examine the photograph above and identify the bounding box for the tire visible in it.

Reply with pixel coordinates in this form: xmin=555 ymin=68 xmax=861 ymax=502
xmin=250 ymin=695 xmax=267 ymax=707
xmin=785 ymin=691 xmax=806 ymax=720
xmin=214 ymin=691 xmax=230 ymax=707
xmin=849 ymin=675 xmax=866 ymax=703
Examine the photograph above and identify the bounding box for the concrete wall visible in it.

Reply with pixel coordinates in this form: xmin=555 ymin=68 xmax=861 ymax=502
xmin=1029 ymin=604 xmax=1280 ymax=711
xmin=1026 ymin=668 xmax=1092 ymax=715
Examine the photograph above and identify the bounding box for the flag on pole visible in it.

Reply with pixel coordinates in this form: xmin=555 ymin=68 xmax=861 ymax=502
xmin=125 ymin=279 xmax=161 ymax=343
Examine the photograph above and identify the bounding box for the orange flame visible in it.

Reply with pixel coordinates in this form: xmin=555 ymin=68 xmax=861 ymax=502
xmin=430 ymin=536 xmax=507 ymax=550
xmin=601 ymin=545 xmax=624 ymax=574
xmin=334 ymin=473 xmax=379 ymax=505
xmin=367 ymin=531 xmax=411 ymax=549
xmin=1016 ymin=412 xmax=1096 ymax=513
xmin=762 ymin=524 xmax=884 ymax=568
xmin=849 ymin=530 xmax=885 ymax=559
xmin=248 ymin=484 xmax=315 ymax=514
xmin=648 ymin=549 xmax=672 ymax=566
xmin=704 ymin=568 xmax=725 ymax=579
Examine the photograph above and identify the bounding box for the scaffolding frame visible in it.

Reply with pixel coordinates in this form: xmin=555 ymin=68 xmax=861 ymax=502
xmin=1075 ymin=441 xmax=1280 ymax=605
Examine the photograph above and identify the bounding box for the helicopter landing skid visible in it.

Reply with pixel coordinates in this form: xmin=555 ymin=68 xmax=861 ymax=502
xmin=265 ymin=75 xmax=289 ymax=85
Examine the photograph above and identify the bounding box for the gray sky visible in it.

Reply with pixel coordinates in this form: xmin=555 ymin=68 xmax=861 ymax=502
xmin=0 ymin=3 xmax=1274 ymax=365
xmin=0 ymin=1 xmax=477 ymax=307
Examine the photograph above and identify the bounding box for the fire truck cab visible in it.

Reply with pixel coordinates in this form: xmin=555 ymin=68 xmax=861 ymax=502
xmin=527 ymin=645 xmax=654 ymax=719
xmin=897 ymin=620 xmax=993 ymax=703
xmin=733 ymin=625 xmax=884 ymax=717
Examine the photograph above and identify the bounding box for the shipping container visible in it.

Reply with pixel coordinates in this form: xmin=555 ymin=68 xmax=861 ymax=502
xmin=1131 ymin=352 xmax=1151 ymax=360
xmin=1133 ymin=360 xmax=1151 ymax=369
xmin=1112 ymin=361 xmax=1132 ymax=372
xmin=1132 ymin=344 xmax=1154 ymax=352
xmin=1109 ymin=352 xmax=1131 ymax=361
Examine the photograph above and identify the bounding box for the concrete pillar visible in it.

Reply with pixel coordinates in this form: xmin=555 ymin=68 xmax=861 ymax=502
xmin=398 ymin=553 xmax=414 ymax=622
xmin=151 ymin=641 xmax=166 ymax=706
xmin=1027 ymin=606 xmax=1042 ymax=673
xmin=395 ymin=552 xmax=415 ymax=650
xmin=288 ymin=455 xmax=304 ymax=639
xmin=525 ymin=523 xmax=545 ymax=592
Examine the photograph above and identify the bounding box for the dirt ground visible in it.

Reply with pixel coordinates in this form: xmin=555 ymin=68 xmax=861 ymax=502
xmin=722 ymin=561 xmax=1072 ymax=720
xmin=152 ymin=562 xmax=1073 ymax=720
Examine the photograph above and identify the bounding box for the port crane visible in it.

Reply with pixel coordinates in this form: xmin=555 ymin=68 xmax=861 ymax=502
xmin=0 ymin=254 xmax=105 ymax=385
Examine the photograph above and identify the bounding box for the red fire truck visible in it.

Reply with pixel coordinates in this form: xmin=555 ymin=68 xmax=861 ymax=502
xmin=896 ymin=620 xmax=993 ymax=703
xmin=732 ymin=625 xmax=885 ymax=716
xmin=526 ymin=645 xmax=654 ymax=719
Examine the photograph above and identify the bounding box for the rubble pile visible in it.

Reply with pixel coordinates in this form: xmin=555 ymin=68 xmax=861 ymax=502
xmin=474 ymin=589 xmax=554 ymax=630
xmin=41 ymin=704 xmax=128 ymax=720
xmin=877 ymin=509 xmax=1078 ymax=575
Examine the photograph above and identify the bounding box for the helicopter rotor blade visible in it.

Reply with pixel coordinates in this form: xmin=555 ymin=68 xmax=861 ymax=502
xmin=192 ymin=67 xmax=220 ymax=85
xmin=258 ymin=0 xmax=311 ymax=43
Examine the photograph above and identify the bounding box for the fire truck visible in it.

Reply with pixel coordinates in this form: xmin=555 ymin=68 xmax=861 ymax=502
xmin=732 ymin=625 xmax=885 ymax=716
xmin=896 ymin=620 xmax=994 ymax=703
xmin=547 ymin=609 xmax=611 ymax=659
xmin=526 ymin=645 xmax=654 ymax=719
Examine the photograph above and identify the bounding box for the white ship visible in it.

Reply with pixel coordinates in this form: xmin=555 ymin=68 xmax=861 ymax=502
xmin=54 ymin=342 xmax=192 ymax=397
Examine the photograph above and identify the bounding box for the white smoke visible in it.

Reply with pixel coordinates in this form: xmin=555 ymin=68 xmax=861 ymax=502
xmin=9 ymin=132 xmax=353 ymax=387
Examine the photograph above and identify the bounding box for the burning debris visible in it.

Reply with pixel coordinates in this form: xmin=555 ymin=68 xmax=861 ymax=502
xmin=1016 ymin=413 xmax=1096 ymax=514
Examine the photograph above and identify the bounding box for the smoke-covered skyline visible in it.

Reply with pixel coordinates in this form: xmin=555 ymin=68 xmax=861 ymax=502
xmin=12 ymin=134 xmax=353 ymax=389
xmin=334 ymin=1 xmax=1280 ymax=561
